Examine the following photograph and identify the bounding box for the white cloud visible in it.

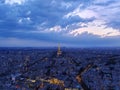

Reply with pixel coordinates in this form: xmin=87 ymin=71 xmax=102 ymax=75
xmin=64 ymin=5 xmax=98 ymax=19
xmin=34 ymin=25 xmax=63 ymax=33
xmin=49 ymin=25 xmax=62 ymax=32
xmin=69 ymin=20 xmax=120 ymax=37
xmin=5 ymin=0 xmax=25 ymax=5
xmin=63 ymin=0 xmax=120 ymax=23
xmin=18 ymin=17 xmax=31 ymax=24
xmin=88 ymin=1 xmax=120 ymax=21
xmin=63 ymin=0 xmax=120 ymax=38
xmin=40 ymin=19 xmax=120 ymax=38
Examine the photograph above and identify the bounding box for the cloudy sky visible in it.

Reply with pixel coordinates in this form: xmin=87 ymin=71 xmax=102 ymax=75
xmin=0 ymin=0 xmax=120 ymax=47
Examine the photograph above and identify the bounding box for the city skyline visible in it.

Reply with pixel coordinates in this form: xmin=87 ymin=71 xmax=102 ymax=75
xmin=0 ymin=0 xmax=120 ymax=47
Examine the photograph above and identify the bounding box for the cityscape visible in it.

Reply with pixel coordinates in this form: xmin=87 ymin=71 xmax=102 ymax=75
xmin=0 ymin=46 xmax=119 ymax=90
xmin=0 ymin=0 xmax=120 ymax=90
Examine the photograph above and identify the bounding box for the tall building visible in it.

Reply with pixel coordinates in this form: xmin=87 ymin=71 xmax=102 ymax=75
xmin=57 ymin=44 xmax=62 ymax=56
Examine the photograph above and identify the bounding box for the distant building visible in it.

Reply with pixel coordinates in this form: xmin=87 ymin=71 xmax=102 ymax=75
xmin=57 ymin=44 xmax=62 ymax=56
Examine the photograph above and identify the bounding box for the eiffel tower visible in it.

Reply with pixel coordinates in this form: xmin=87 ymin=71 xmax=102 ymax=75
xmin=57 ymin=44 xmax=62 ymax=56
